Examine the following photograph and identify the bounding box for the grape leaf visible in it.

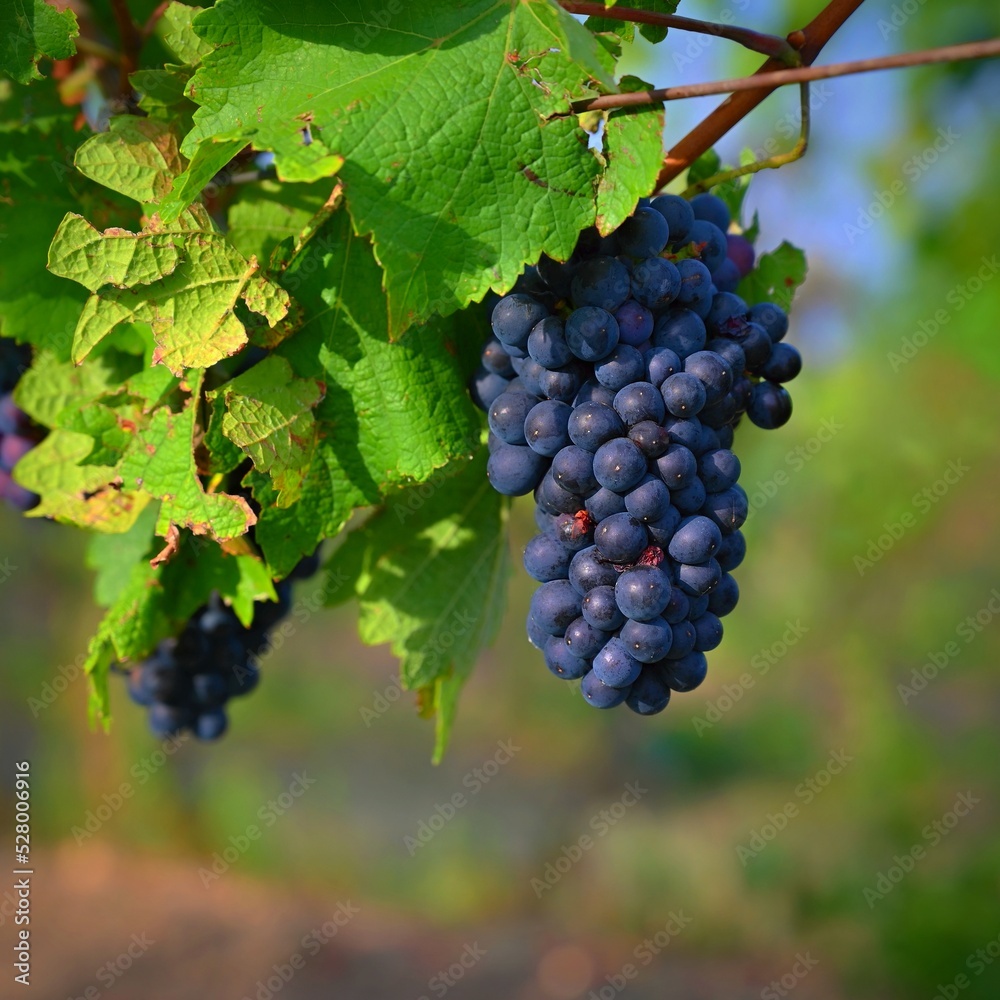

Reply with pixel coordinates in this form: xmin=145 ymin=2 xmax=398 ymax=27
xmin=598 ymin=0 xmax=679 ymax=43
xmin=251 ymin=207 xmax=483 ymax=575
xmin=225 ymin=180 xmax=333 ymax=265
xmin=74 ymin=116 xmax=185 ymax=204
xmin=325 ymin=450 xmax=509 ymax=762
xmin=181 ymin=0 xmax=620 ymax=334
xmin=118 ymin=371 xmax=256 ymax=541
xmin=155 ymin=136 xmax=246 ymax=221
xmin=86 ymin=503 xmax=161 ymax=607
xmin=210 ymin=355 xmax=323 ymax=508
xmin=738 ymin=241 xmax=808 ymax=311
xmin=595 ymin=76 xmax=666 ymax=235
xmin=47 ymin=212 xmax=291 ymax=374
xmin=1 ymin=0 xmax=78 ymax=84
xmin=157 ymin=2 xmax=213 ymax=65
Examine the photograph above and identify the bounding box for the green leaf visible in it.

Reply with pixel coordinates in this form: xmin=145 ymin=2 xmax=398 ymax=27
xmin=118 ymin=371 xmax=256 ymax=541
xmin=252 ymin=208 xmax=482 ymax=575
xmin=156 ymin=136 xmax=245 ymax=222
xmin=599 ymin=0 xmax=680 ymax=43
xmin=595 ymin=76 xmax=665 ymax=235
xmin=182 ymin=0 xmax=620 ymax=334
xmin=74 ymin=116 xmax=185 ymax=204
xmin=1 ymin=0 xmax=78 ymax=84
xmin=86 ymin=503 xmax=160 ymax=607
xmin=738 ymin=241 xmax=808 ymax=311
xmin=157 ymin=2 xmax=213 ymax=66
xmin=47 ymin=212 xmax=290 ymax=374
xmin=210 ymin=355 xmax=323 ymax=507
xmin=586 ymin=17 xmax=635 ymax=44
xmin=325 ymin=450 xmax=509 ymax=762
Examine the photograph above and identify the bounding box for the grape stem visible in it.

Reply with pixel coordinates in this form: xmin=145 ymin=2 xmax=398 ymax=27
xmin=572 ymin=37 xmax=1000 ymax=113
xmin=109 ymin=0 xmax=142 ymax=96
xmin=558 ymin=2 xmax=800 ymax=65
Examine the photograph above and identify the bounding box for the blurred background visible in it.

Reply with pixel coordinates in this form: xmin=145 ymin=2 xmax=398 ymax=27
xmin=2 ymin=1 xmax=999 ymax=997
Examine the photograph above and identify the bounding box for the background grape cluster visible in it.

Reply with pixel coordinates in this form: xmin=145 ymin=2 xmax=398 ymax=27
xmin=470 ymin=193 xmax=801 ymax=715
xmin=123 ymin=550 xmax=320 ymax=741
xmin=0 ymin=338 xmax=41 ymax=511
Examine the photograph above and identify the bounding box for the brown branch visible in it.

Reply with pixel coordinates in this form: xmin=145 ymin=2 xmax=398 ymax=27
xmin=559 ymin=1 xmax=798 ymax=64
xmin=572 ymin=38 xmax=1000 ymax=111
xmin=655 ymin=0 xmax=866 ymax=189
xmin=109 ymin=0 xmax=142 ymax=96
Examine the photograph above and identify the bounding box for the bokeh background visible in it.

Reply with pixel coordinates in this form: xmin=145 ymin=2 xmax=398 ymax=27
xmin=2 ymin=1 xmax=999 ymax=998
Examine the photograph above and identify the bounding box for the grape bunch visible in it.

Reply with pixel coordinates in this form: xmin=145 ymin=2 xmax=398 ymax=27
xmin=0 ymin=339 xmax=41 ymax=512
xmin=123 ymin=551 xmax=321 ymax=740
xmin=470 ymin=192 xmax=801 ymax=715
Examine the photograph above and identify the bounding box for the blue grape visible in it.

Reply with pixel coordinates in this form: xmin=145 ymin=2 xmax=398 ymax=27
xmin=537 ymin=253 xmax=576 ymax=298
xmin=552 ymin=445 xmax=598 ymax=495
xmin=684 ymin=350 xmax=733 ymax=405
xmin=149 ymin=703 xmax=192 ymax=738
xmin=708 ymin=573 xmax=740 ymax=616
xmin=656 ymin=444 xmax=697 ymax=488
xmin=711 ymin=258 xmax=741 ymax=294
xmin=195 ymin=709 xmax=228 ymax=741
xmin=530 ymin=580 xmax=583 ymax=635
xmin=492 ymin=294 xmax=548 ymax=350
xmin=726 ymin=234 xmax=755 ymax=277
xmin=192 ymin=672 xmax=228 ymax=707
xmin=571 ymin=256 xmax=632 ymax=311
xmin=553 ymin=512 xmax=595 ymax=551
xmin=716 ymin=530 xmax=746 ymax=571
xmin=628 ymin=420 xmax=670 ymax=458
xmin=569 ymin=546 xmax=620 ymax=595
xmin=524 ymin=399 xmax=572 ymax=456
xmin=760 ymin=343 xmax=802 ymax=383
xmin=677 ymin=558 xmax=722 ymax=596
xmin=706 ymin=337 xmax=746 ymax=375
xmin=565 ymin=617 xmax=612 ymax=659
xmin=661 ymin=586 xmax=690 ymax=625
xmin=523 ymin=534 xmax=572 ymax=582
xmin=486 ymin=443 xmax=548 ymax=496
xmin=544 ymin=635 xmax=591 ymax=680
xmin=613 ymin=381 xmax=665 ymax=426
xmin=527 ymin=615 xmax=550 ymax=650
xmin=661 ymin=373 xmax=706 ymax=418
xmin=594 ymin=512 xmax=648 ymax=564
xmin=536 ymin=470 xmax=585 ymax=515
xmin=668 ymin=515 xmax=722 ymax=564
xmin=582 ymin=585 xmax=626 ymax=631
xmin=593 ymin=438 xmax=647 ymax=493
xmin=625 ymin=667 xmax=672 ymax=715
xmin=706 ymin=292 xmax=748 ymax=334
xmin=691 ymin=612 xmax=724 ymax=652
xmin=614 ymin=300 xmax=655 ymax=347
xmin=687 ymin=220 xmax=727 ymax=271
xmin=566 ymin=307 xmax=620 ymax=361
xmin=538 ymin=363 xmax=587 ymax=403
xmin=734 ymin=322 xmax=772 ymax=371
xmin=593 ymin=637 xmax=643 ymax=688
xmin=527 ymin=316 xmax=572 ymax=369
xmin=568 ymin=401 xmax=626 ymax=452
xmin=615 ymin=565 xmax=671 ymax=621
xmin=717 ymin=424 xmax=735 ymax=450
xmin=687 ymin=593 xmax=710 ymax=619
xmin=581 ymin=671 xmax=630 ymax=708
xmin=690 ymin=193 xmax=731 ymax=232
xmin=702 ymin=485 xmax=749 ymax=533
xmin=660 ymin=651 xmax=708 ymax=692
xmin=617 ymin=206 xmax=670 ymax=258
xmin=646 ymin=507 xmax=681 ymax=548
xmin=663 ymin=619 xmax=696 ymax=660
xmin=652 ymin=309 xmax=707 ymax=358
xmin=625 ymin=474 xmax=672 ymax=523
xmin=631 ymin=257 xmax=681 ymax=310
xmin=651 ymin=193 xmax=694 ymax=244
xmin=574 ymin=378 xmax=617 ymax=408
xmin=748 ymin=302 xmax=788 ymax=343
xmin=698 ymin=449 xmax=741 ymax=492
xmin=594 ymin=344 xmax=645 ymax=391
xmin=675 ymin=258 xmax=713 ymax=307
xmin=672 ymin=477 xmax=708 ymax=515
xmin=620 ymin=617 xmax=673 ymax=663
xmin=585 ymin=486 xmax=628 ymax=521
xmin=469 ymin=367 xmax=509 ymax=411
xmin=644 ymin=346 xmax=682 ymax=388
xmin=482 ymin=338 xmax=515 ymax=377
xmin=516 ymin=357 xmax=545 ymax=396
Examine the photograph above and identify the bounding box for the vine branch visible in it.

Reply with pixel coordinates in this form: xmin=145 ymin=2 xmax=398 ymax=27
xmin=109 ymin=0 xmax=142 ymax=96
xmin=573 ymin=38 xmax=1000 ymax=112
xmin=559 ymin=1 xmax=799 ymax=64
xmin=656 ymin=0 xmax=865 ymax=189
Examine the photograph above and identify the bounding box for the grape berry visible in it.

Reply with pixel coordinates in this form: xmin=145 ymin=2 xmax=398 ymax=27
xmin=471 ymin=193 xmax=801 ymax=715
xmin=0 ymin=339 xmax=41 ymax=511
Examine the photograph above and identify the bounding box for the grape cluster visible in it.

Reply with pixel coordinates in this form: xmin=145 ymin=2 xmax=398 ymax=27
xmin=0 ymin=339 xmax=41 ymax=512
xmin=123 ymin=552 xmax=320 ymax=740
xmin=470 ymin=193 xmax=801 ymax=715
